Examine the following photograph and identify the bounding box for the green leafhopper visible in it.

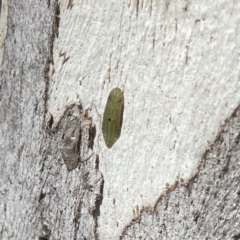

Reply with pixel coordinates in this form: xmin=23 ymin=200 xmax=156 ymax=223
xmin=102 ymin=87 xmax=124 ymax=148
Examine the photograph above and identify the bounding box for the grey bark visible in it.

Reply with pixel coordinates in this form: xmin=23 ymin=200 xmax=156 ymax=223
xmin=1 ymin=1 xmax=240 ymax=240
xmin=0 ymin=1 xmax=102 ymax=240
xmin=121 ymin=107 xmax=240 ymax=240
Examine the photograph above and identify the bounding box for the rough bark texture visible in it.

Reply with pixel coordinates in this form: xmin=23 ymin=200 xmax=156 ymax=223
xmin=121 ymin=106 xmax=240 ymax=239
xmin=1 ymin=1 xmax=240 ymax=240
xmin=0 ymin=1 xmax=103 ymax=239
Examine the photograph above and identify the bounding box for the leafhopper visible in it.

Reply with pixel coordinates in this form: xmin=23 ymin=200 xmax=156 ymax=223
xmin=102 ymin=87 xmax=124 ymax=148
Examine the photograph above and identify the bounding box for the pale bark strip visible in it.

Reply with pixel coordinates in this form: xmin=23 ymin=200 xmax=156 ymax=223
xmin=0 ymin=1 xmax=102 ymax=239
xmin=46 ymin=1 xmax=240 ymax=237
xmin=121 ymin=106 xmax=240 ymax=239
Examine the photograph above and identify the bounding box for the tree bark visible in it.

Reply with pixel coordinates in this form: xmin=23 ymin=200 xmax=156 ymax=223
xmin=121 ymin=106 xmax=240 ymax=239
xmin=1 ymin=1 xmax=240 ymax=240
xmin=0 ymin=1 xmax=102 ymax=239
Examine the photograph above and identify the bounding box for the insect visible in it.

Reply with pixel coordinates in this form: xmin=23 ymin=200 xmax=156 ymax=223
xmin=102 ymin=87 xmax=124 ymax=148
xmin=61 ymin=117 xmax=81 ymax=171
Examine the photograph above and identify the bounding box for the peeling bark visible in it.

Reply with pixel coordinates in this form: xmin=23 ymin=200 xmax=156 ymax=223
xmin=121 ymin=106 xmax=240 ymax=239
xmin=1 ymin=1 xmax=240 ymax=240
